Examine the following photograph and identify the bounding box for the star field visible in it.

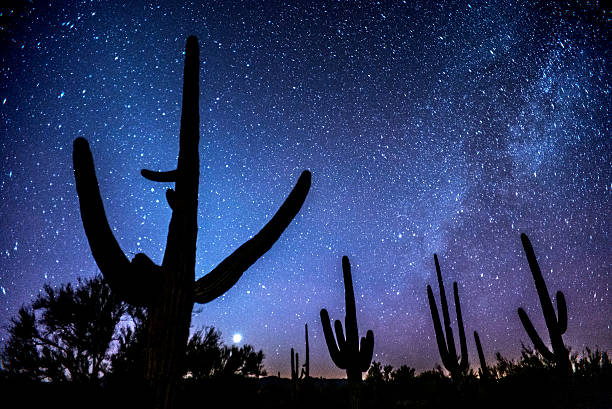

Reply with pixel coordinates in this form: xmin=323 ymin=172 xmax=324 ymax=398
xmin=0 ymin=1 xmax=610 ymax=378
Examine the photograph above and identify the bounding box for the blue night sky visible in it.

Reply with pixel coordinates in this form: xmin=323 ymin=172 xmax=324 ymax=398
xmin=0 ymin=1 xmax=609 ymax=378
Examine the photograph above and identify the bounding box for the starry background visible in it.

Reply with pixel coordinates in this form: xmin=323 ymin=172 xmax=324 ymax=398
xmin=0 ymin=1 xmax=610 ymax=378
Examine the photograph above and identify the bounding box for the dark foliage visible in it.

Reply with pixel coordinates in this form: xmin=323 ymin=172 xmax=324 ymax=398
xmin=106 ymin=304 xmax=148 ymax=383
xmin=356 ymin=348 xmax=611 ymax=409
xmin=109 ymin=321 xmax=267 ymax=382
xmin=1 ymin=275 xmax=126 ymax=383
xmin=184 ymin=327 xmax=224 ymax=379
xmin=1 ymin=345 xmax=610 ymax=408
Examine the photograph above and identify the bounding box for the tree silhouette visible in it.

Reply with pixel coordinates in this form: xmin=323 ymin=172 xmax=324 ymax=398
xmin=184 ymin=327 xmax=266 ymax=379
xmin=184 ymin=327 xmax=224 ymax=380
xmin=1 ymin=275 xmax=126 ymax=383
xmin=108 ymin=304 xmax=148 ymax=383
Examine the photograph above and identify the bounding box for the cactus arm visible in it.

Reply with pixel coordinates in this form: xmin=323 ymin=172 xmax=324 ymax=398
xmin=427 ymin=284 xmax=451 ymax=368
xmin=454 ymin=282 xmax=469 ymax=371
xmin=342 ymin=256 xmax=359 ymax=348
xmin=517 ymin=307 xmax=555 ymax=362
xmin=73 ymin=137 xmax=130 ymax=273
xmin=141 ymin=169 xmax=178 ymax=182
xmin=520 ymin=234 xmax=560 ymax=336
xmin=359 ymin=330 xmax=375 ymax=372
xmin=520 ymin=233 xmax=569 ymax=369
xmin=193 ymin=170 xmax=311 ymax=303
xmin=165 ymin=189 xmax=176 ymax=210
xmin=334 ymin=319 xmax=347 ymax=352
xmin=434 ymin=254 xmax=457 ymax=362
xmin=474 ymin=330 xmax=488 ymax=377
xmin=556 ymin=291 xmax=567 ymax=334
xmin=72 ymin=137 xmax=159 ymax=306
xmin=296 ymin=352 xmax=301 ymax=379
xmin=320 ymin=308 xmax=346 ymax=368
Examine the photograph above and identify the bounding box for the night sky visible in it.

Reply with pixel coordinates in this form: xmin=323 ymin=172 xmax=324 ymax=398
xmin=0 ymin=1 xmax=610 ymax=378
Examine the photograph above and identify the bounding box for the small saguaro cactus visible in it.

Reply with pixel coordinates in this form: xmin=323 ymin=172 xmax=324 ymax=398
xmin=72 ymin=36 xmax=311 ymax=409
xmin=290 ymin=325 xmax=309 ymax=402
xmin=291 ymin=347 xmax=302 ymax=381
xmin=517 ymin=233 xmax=571 ymax=374
xmin=320 ymin=256 xmax=374 ymax=408
xmin=426 ymin=254 xmax=468 ymax=380
xmin=473 ymin=330 xmax=489 ymax=380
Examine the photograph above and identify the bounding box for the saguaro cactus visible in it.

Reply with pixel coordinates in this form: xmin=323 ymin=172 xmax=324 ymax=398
xmin=426 ymin=254 xmax=468 ymax=380
xmin=473 ymin=330 xmax=489 ymax=380
xmin=290 ymin=324 xmax=309 ymax=403
xmin=320 ymin=256 xmax=374 ymax=408
xmin=72 ymin=36 xmax=311 ymax=409
xmin=517 ymin=233 xmax=570 ymax=374
xmin=302 ymin=323 xmax=310 ymax=379
xmin=291 ymin=347 xmax=302 ymax=382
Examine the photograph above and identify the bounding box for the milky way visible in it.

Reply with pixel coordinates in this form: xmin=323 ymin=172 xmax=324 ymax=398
xmin=0 ymin=2 xmax=609 ymax=378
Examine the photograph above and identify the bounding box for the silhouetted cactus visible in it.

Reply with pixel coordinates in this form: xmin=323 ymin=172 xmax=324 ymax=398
xmin=426 ymin=254 xmax=468 ymax=380
xmin=320 ymin=256 xmax=374 ymax=409
xmin=291 ymin=347 xmax=302 ymax=382
xmin=303 ymin=323 xmax=310 ymax=379
xmin=72 ymin=36 xmax=311 ymax=409
xmin=290 ymin=325 xmax=309 ymax=403
xmin=290 ymin=323 xmax=309 ymax=380
xmin=517 ymin=233 xmax=571 ymax=374
xmin=474 ymin=330 xmax=489 ymax=380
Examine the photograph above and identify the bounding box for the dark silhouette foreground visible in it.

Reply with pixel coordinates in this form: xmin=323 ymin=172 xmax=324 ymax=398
xmin=1 ymin=348 xmax=610 ymax=409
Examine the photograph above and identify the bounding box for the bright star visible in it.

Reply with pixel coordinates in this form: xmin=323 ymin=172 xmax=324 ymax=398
xmin=232 ymin=333 xmax=242 ymax=344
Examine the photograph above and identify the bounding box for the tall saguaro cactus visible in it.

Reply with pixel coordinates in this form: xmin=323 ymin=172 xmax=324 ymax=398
xmin=426 ymin=254 xmax=468 ymax=380
xmin=320 ymin=256 xmax=374 ymax=408
xmin=517 ymin=233 xmax=570 ymax=374
xmin=72 ymin=36 xmax=311 ymax=409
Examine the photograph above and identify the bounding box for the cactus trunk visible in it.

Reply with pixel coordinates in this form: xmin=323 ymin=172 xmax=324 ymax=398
xmin=142 ymin=35 xmax=200 ymax=408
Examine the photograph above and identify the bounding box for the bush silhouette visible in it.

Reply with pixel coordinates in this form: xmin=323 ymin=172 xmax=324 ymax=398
xmin=1 ymin=275 xmax=126 ymax=383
